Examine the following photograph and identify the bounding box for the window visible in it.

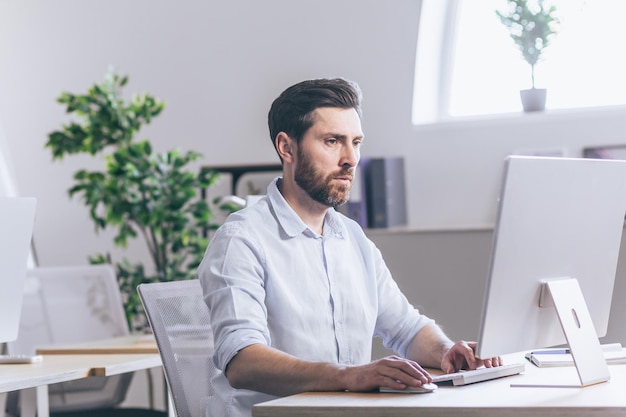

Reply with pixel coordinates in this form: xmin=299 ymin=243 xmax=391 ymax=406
xmin=413 ymin=0 xmax=626 ymax=124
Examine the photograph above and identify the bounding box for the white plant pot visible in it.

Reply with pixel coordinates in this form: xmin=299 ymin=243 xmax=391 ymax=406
xmin=520 ymin=88 xmax=547 ymax=112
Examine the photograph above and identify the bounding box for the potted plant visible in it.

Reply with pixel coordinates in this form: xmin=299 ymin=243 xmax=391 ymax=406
xmin=47 ymin=70 xmax=220 ymax=331
xmin=496 ymin=0 xmax=560 ymax=112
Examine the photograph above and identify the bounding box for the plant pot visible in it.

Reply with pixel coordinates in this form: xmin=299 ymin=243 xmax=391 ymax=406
xmin=520 ymin=88 xmax=547 ymax=112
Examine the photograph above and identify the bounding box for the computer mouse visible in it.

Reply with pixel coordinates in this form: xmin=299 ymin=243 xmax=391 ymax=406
xmin=379 ymin=382 xmax=438 ymax=393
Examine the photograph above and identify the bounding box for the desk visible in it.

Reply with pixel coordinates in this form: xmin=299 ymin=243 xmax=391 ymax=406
xmin=253 ymin=353 xmax=626 ymax=417
xmin=36 ymin=334 xmax=158 ymax=355
xmin=37 ymin=336 xmax=165 ymax=412
xmin=0 ymin=353 xmax=162 ymax=417
xmin=72 ymin=353 xmax=162 ymax=377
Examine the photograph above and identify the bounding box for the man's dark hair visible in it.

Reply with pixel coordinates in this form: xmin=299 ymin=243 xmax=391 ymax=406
xmin=268 ymin=78 xmax=362 ymax=161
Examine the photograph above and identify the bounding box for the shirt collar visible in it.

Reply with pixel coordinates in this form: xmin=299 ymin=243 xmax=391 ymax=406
xmin=267 ymin=177 xmax=346 ymax=239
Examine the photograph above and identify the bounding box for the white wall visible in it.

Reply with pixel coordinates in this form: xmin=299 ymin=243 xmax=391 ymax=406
xmin=3 ymin=0 xmax=625 ymax=268
xmin=408 ymin=107 xmax=626 ymax=230
xmin=0 ymin=0 xmax=423 ymax=267
xmin=2 ymin=1 xmax=626 ymax=345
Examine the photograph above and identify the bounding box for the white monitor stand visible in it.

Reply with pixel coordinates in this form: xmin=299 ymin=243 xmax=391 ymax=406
xmin=511 ymin=277 xmax=610 ymax=388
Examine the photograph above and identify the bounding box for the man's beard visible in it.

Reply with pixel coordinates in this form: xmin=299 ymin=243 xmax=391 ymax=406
xmin=294 ymin=148 xmax=353 ymax=208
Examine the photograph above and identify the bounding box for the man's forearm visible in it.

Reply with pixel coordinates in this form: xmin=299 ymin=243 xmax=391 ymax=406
xmin=225 ymin=343 xmax=348 ymax=396
xmin=405 ymin=324 xmax=454 ymax=369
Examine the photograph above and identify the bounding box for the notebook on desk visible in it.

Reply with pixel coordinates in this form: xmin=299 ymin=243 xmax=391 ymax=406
xmin=525 ymin=343 xmax=626 ymax=368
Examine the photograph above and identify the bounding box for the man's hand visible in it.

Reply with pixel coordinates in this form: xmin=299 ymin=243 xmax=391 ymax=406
xmin=341 ymin=355 xmax=433 ymax=392
xmin=440 ymin=341 xmax=502 ymax=374
xmin=226 ymin=345 xmax=433 ymax=396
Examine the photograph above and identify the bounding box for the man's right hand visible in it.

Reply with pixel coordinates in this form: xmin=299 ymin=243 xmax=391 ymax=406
xmin=226 ymin=345 xmax=433 ymax=396
xmin=340 ymin=355 xmax=432 ymax=392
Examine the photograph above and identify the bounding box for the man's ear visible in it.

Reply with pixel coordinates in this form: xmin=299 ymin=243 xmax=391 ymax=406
xmin=275 ymin=132 xmax=295 ymax=163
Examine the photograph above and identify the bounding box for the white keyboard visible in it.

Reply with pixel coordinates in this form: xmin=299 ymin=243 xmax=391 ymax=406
xmin=431 ymin=362 xmax=525 ymax=386
xmin=0 ymin=354 xmax=43 ymax=364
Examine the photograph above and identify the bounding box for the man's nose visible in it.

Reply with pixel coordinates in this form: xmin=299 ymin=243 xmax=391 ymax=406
xmin=340 ymin=145 xmax=359 ymax=167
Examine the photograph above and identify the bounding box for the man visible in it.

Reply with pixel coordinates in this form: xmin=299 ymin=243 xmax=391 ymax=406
xmin=198 ymin=78 xmax=501 ymax=417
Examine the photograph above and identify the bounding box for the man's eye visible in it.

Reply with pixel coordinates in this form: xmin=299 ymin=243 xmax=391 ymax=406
xmin=327 ymin=138 xmax=338 ymax=145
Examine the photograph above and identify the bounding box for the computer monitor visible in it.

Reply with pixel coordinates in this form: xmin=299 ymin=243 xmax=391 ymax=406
xmin=0 ymin=197 xmax=36 ymax=345
xmin=476 ymin=156 xmax=626 ymax=387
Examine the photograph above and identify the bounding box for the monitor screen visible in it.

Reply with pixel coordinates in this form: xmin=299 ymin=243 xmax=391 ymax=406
xmin=0 ymin=197 xmax=36 ymax=344
xmin=477 ymin=156 xmax=626 ymax=362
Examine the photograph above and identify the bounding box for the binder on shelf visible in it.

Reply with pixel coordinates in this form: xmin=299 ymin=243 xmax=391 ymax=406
xmin=363 ymin=157 xmax=407 ymax=229
xmin=342 ymin=163 xmax=368 ymax=228
xmin=339 ymin=157 xmax=407 ymax=229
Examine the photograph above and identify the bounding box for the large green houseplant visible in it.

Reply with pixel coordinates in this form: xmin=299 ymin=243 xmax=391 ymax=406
xmin=47 ymin=71 xmax=219 ymax=331
xmin=496 ymin=0 xmax=560 ymax=111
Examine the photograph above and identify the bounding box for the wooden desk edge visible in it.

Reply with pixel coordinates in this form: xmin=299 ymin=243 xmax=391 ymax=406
xmin=88 ymin=357 xmax=162 ymax=377
xmin=36 ymin=346 xmax=158 ymax=355
xmin=253 ymin=402 xmax=626 ymax=417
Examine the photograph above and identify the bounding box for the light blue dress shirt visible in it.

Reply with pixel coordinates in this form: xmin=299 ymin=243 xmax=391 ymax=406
xmin=198 ymin=177 xmax=434 ymax=417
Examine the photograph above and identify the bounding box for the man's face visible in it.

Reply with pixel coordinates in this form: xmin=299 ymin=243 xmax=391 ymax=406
xmin=294 ymin=107 xmax=363 ymax=207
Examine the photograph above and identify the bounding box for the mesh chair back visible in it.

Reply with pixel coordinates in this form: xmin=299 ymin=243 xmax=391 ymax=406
xmin=138 ymin=279 xmax=218 ymax=417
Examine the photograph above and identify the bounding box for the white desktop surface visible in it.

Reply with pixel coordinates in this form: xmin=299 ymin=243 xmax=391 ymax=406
xmin=253 ymin=352 xmax=626 ymax=417
xmin=0 ymin=353 xmax=162 ymax=417
xmin=0 ymin=353 xmax=161 ymax=391
xmin=0 ymin=356 xmax=90 ymax=393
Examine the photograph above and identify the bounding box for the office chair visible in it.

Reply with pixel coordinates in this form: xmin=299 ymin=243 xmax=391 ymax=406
xmin=6 ymin=265 xmax=166 ymax=416
xmin=138 ymin=279 xmax=218 ymax=417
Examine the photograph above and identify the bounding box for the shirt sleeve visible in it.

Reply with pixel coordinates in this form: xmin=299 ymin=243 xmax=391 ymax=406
xmin=369 ymin=241 xmax=435 ymax=358
xmin=198 ymin=221 xmax=270 ymax=372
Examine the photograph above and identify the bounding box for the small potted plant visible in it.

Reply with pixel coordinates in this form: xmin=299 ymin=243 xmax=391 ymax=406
xmin=496 ymin=0 xmax=560 ymax=112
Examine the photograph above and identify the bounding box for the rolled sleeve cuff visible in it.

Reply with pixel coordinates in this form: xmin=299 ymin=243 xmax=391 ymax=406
xmin=390 ymin=314 xmax=436 ymax=358
xmin=213 ymin=331 xmax=269 ymax=371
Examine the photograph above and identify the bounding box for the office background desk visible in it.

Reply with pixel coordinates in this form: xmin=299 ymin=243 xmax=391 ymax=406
xmin=36 ymin=334 xmax=159 ymax=355
xmin=35 ymin=336 xmax=165 ymax=411
xmin=253 ymin=353 xmax=626 ymax=417
xmin=0 ymin=353 xmax=163 ymax=417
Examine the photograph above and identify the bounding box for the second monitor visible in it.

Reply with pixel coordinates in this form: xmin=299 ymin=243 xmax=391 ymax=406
xmin=0 ymin=197 xmax=36 ymax=346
